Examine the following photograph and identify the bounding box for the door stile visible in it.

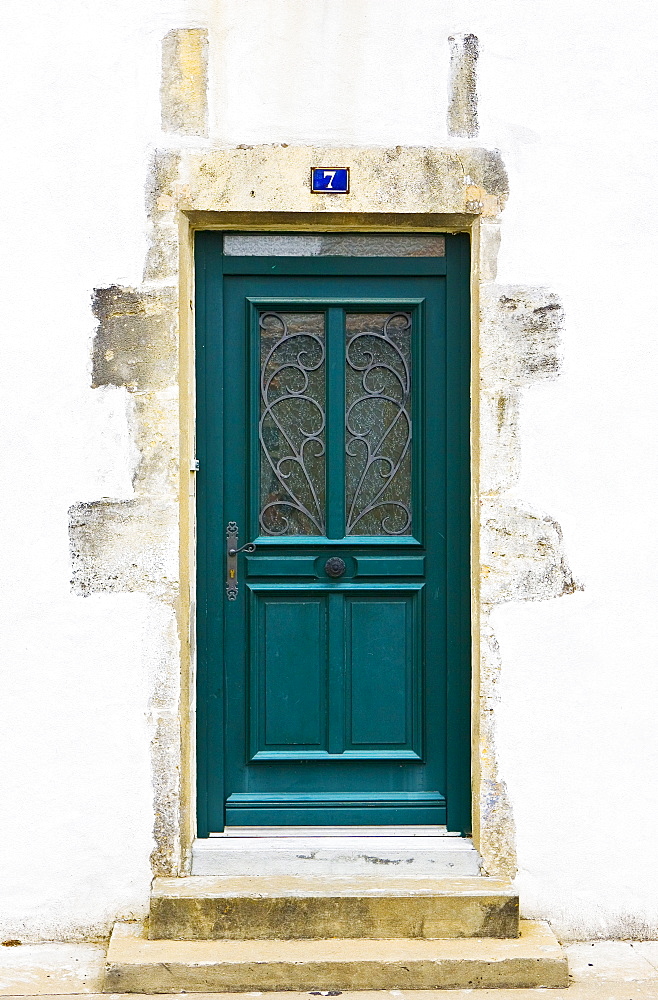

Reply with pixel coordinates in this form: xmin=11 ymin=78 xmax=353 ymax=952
xmin=248 ymin=299 xmax=263 ymax=544
xmin=444 ymin=232 xmax=472 ymax=835
xmin=195 ymin=231 xmax=226 ymax=839
xmin=411 ymin=299 xmax=425 ymax=550
xmin=327 ymin=591 xmax=346 ymax=753
xmin=415 ymin=290 xmax=440 ymax=786
xmin=325 ymin=307 xmax=345 ymax=541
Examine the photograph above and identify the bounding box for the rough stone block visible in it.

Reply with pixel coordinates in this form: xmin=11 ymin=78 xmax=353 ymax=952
xmin=448 ymin=33 xmax=479 ymax=138
xmin=179 ymin=145 xmax=509 ymax=219
xmin=104 ymin=919 xmax=568 ymax=992
xmin=480 ymin=285 xmax=564 ymax=390
xmin=148 ymin=876 xmax=519 ymax=941
xmin=480 ymin=501 xmax=579 ymax=605
xmin=69 ymin=498 xmax=178 ymax=602
xmin=161 ymin=28 xmax=208 ymax=137
xmin=479 ymin=389 xmax=521 ymax=494
xmin=131 ymin=388 xmax=180 ymax=498
xmin=91 ymin=285 xmax=178 ymax=393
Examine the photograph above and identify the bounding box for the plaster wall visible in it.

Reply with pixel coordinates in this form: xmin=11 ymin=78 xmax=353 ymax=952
xmin=1 ymin=0 xmax=657 ymax=942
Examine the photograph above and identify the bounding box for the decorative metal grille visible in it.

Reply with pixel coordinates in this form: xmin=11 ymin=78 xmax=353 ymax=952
xmin=259 ymin=311 xmax=326 ymax=535
xmin=345 ymin=313 xmax=412 ymax=535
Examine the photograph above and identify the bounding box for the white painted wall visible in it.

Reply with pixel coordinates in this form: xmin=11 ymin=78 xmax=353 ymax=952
xmin=1 ymin=0 xmax=657 ymax=940
xmin=0 ymin=0 xmax=207 ymax=942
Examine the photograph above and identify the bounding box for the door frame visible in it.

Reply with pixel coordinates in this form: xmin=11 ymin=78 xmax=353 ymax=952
xmin=185 ymin=219 xmax=475 ymax=844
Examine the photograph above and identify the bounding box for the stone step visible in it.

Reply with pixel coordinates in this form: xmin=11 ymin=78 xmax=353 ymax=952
xmin=191 ymin=835 xmax=481 ymax=877
xmin=149 ymin=876 xmax=519 ymax=940
xmin=105 ymin=920 xmax=567 ymax=992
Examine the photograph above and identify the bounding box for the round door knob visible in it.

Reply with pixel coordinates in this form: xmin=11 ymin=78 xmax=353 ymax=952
xmin=325 ymin=557 xmax=346 ymax=578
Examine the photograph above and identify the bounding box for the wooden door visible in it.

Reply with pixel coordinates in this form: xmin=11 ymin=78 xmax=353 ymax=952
xmin=196 ymin=233 xmax=471 ymax=833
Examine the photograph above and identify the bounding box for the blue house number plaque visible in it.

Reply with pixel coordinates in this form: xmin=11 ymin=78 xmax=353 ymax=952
xmin=311 ymin=167 xmax=349 ymax=193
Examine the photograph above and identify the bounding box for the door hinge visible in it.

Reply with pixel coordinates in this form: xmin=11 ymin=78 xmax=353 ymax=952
xmin=190 ymin=458 xmax=200 ymax=472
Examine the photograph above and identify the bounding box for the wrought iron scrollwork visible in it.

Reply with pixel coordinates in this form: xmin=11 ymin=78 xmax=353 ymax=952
xmin=259 ymin=312 xmax=326 ymax=535
xmin=345 ymin=313 xmax=412 ymax=536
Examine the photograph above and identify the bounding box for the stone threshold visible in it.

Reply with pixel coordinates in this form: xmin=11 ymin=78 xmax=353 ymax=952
xmin=191 ymin=836 xmax=481 ymax=877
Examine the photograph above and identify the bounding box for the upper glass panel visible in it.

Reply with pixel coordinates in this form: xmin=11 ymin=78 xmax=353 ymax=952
xmin=225 ymin=233 xmax=445 ymax=257
xmin=259 ymin=312 xmax=326 ymax=536
xmin=345 ymin=313 xmax=412 ymax=536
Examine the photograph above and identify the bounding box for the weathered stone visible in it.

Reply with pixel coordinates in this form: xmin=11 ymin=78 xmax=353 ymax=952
xmin=479 ymin=389 xmax=521 ymax=494
xmin=480 ymin=502 xmax=579 ymax=606
xmin=150 ymin=711 xmax=182 ymax=878
xmin=161 ymin=29 xmax=208 ymax=137
xmin=91 ymin=286 xmax=177 ymax=393
xmin=145 ymin=149 xmax=182 ymax=219
xmin=480 ymin=285 xmax=564 ymax=390
xmin=149 ymin=876 xmax=519 ymax=941
xmin=144 ymin=151 xmax=182 ymax=282
xmin=68 ymin=498 xmax=178 ymax=603
xmin=448 ymin=33 xmax=479 ymax=138
xmin=104 ymin=919 xmax=568 ymax=992
xmin=174 ymin=145 xmax=508 ymax=219
xmin=131 ymin=388 xmax=179 ymax=498
xmin=479 ymin=221 xmax=502 ymax=281
xmin=476 ymin=622 xmax=518 ymax=881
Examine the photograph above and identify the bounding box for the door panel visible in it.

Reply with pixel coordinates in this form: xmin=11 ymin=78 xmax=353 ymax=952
xmin=346 ymin=591 xmax=419 ymax=751
xmin=257 ymin=594 xmax=326 ymax=749
xmin=195 ymin=234 xmax=471 ymax=834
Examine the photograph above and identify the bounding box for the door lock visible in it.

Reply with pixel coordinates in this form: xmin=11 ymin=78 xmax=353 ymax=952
xmin=226 ymin=522 xmax=257 ymax=600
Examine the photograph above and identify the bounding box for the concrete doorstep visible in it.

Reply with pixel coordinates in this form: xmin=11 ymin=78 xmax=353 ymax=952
xmin=149 ymin=876 xmax=519 ymax=940
xmin=1 ymin=938 xmax=658 ymax=997
xmin=105 ymin=920 xmax=567 ymax=992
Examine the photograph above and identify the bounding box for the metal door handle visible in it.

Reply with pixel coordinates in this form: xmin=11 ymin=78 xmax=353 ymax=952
xmin=226 ymin=522 xmax=256 ymax=600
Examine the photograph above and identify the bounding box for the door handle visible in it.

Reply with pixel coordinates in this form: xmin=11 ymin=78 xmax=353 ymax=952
xmin=226 ymin=522 xmax=257 ymax=600
xmin=325 ymin=557 xmax=346 ymax=578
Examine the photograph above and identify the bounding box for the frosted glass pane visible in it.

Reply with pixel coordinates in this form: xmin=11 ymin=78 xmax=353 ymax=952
xmin=225 ymin=233 xmax=445 ymax=257
xmin=345 ymin=313 xmax=412 ymax=536
xmin=259 ymin=312 xmax=326 ymax=536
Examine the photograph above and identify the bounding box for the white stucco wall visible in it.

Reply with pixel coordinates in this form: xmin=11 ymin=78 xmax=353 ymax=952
xmin=1 ymin=0 xmax=657 ymax=940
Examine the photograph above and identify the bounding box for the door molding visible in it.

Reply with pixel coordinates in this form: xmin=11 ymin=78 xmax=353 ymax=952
xmin=181 ymin=219 xmax=483 ymax=870
xmin=165 ymin=143 xmax=515 ymax=876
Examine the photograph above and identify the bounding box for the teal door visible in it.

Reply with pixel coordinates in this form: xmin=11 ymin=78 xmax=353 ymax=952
xmin=196 ymin=233 xmax=471 ymax=834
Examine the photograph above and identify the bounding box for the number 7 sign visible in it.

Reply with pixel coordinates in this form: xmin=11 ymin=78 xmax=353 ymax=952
xmin=311 ymin=168 xmax=350 ymax=193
